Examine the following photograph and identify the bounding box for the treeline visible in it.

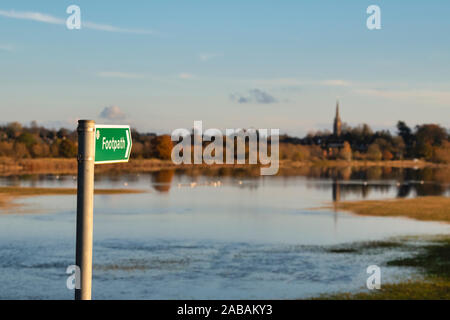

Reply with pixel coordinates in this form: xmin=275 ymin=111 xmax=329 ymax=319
xmin=0 ymin=120 xmax=449 ymax=163
xmin=282 ymin=121 xmax=450 ymax=163
xmin=0 ymin=121 xmax=174 ymax=160
xmin=0 ymin=122 xmax=78 ymax=158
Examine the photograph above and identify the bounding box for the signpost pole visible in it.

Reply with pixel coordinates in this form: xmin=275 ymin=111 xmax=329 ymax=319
xmin=75 ymin=120 xmax=95 ymax=300
xmin=74 ymin=122 xmax=131 ymax=300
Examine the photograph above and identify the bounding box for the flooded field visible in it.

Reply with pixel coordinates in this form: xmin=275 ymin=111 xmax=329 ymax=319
xmin=0 ymin=167 xmax=449 ymax=299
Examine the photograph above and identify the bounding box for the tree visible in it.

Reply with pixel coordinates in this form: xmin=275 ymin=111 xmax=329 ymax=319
xmin=31 ymin=143 xmax=50 ymax=158
xmin=432 ymin=141 xmax=450 ymax=164
xmin=58 ymin=139 xmax=77 ymax=158
xmin=362 ymin=123 xmax=373 ymax=137
xmin=50 ymin=141 xmax=60 ymax=157
xmin=338 ymin=141 xmax=352 ymax=161
xmin=17 ymin=132 xmax=36 ymax=148
xmin=382 ymin=150 xmax=393 ymax=161
xmin=0 ymin=141 xmax=13 ymax=156
xmin=391 ymin=136 xmax=406 ymax=159
xmin=154 ymin=135 xmax=173 ymax=160
xmin=367 ymin=143 xmax=382 ymax=161
xmin=415 ymin=124 xmax=447 ymax=147
xmin=414 ymin=124 xmax=447 ymax=160
xmin=396 ymin=121 xmax=413 ymax=146
xmin=13 ymin=142 xmax=30 ymax=159
xmin=416 ymin=142 xmax=434 ymax=160
xmin=57 ymin=128 xmax=70 ymax=139
xmin=131 ymin=141 xmax=144 ymax=159
xmin=6 ymin=122 xmax=23 ymax=138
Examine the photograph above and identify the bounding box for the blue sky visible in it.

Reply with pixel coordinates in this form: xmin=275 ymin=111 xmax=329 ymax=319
xmin=0 ymin=0 xmax=449 ymax=136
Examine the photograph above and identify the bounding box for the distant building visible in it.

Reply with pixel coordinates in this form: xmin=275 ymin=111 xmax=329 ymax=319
xmin=326 ymin=100 xmax=345 ymax=155
xmin=333 ymin=101 xmax=342 ymax=137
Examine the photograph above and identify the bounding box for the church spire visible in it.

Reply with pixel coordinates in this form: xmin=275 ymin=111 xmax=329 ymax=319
xmin=333 ymin=100 xmax=342 ymax=137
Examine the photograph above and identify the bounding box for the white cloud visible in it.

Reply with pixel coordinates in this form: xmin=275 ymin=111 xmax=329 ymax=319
xmin=230 ymin=89 xmax=278 ymax=104
xmin=355 ymin=88 xmax=450 ymax=105
xmin=245 ymin=76 xmax=450 ymax=106
xmin=0 ymin=9 xmax=156 ymax=34
xmin=97 ymin=72 xmax=144 ymax=79
xmin=0 ymin=9 xmax=64 ymax=24
xmin=248 ymin=78 xmax=352 ymax=88
xmin=178 ymin=73 xmax=194 ymax=80
xmin=319 ymin=80 xmax=352 ymax=87
xmin=99 ymin=106 xmax=126 ymax=120
xmin=83 ymin=21 xmax=156 ymax=35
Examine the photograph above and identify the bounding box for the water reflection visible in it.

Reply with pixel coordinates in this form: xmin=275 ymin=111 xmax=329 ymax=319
xmin=151 ymin=170 xmax=174 ymax=193
xmin=332 ymin=180 xmax=341 ymax=202
xmin=331 ymin=180 xmax=340 ymax=231
xmin=1 ymin=166 xmax=449 ymax=200
xmin=165 ymin=166 xmax=450 ymax=200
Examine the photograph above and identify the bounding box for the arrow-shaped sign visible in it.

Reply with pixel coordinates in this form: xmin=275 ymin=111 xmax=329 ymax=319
xmin=94 ymin=125 xmax=132 ymax=164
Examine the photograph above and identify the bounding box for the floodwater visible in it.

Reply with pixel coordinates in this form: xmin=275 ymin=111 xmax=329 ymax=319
xmin=0 ymin=167 xmax=449 ymax=299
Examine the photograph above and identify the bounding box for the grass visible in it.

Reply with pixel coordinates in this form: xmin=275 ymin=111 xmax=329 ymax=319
xmin=387 ymin=237 xmax=450 ymax=279
xmin=326 ymin=240 xmax=405 ymax=254
xmin=320 ymin=280 xmax=450 ymax=300
xmin=335 ymin=196 xmax=450 ymax=223
xmin=318 ymin=197 xmax=450 ymax=299
xmin=0 ymin=156 xmax=447 ymax=176
xmin=316 ymin=236 xmax=450 ymax=300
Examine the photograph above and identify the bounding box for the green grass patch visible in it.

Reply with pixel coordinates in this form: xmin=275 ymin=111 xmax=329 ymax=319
xmin=387 ymin=238 xmax=450 ymax=279
xmin=317 ymin=237 xmax=450 ymax=300
xmin=319 ymin=280 xmax=450 ymax=300
xmin=325 ymin=240 xmax=405 ymax=254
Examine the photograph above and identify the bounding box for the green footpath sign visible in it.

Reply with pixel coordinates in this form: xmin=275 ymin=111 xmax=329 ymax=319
xmin=94 ymin=125 xmax=132 ymax=164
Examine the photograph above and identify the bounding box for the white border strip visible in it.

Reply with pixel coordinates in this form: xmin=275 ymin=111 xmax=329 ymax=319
xmin=94 ymin=124 xmax=132 ymax=164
